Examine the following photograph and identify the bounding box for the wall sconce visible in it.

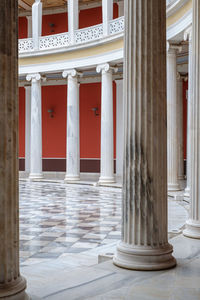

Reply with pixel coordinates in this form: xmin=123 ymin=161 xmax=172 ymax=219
xmin=91 ymin=107 xmax=100 ymax=116
xmin=49 ymin=23 xmax=55 ymax=33
xmin=48 ymin=109 xmax=54 ymax=118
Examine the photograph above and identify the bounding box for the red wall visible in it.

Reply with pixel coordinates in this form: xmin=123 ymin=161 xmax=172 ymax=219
xmin=42 ymin=86 xmax=67 ymax=158
xmin=19 ymin=88 xmax=25 ymax=157
xmin=19 ymin=17 xmax=27 ymax=39
xmin=42 ymin=13 xmax=68 ymax=36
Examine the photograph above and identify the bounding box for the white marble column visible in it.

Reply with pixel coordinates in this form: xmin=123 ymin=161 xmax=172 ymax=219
xmin=102 ymin=0 xmax=113 ymax=36
xmin=26 ymin=16 xmax=32 ymax=38
xmin=25 ymin=86 xmax=31 ymax=174
xmin=184 ymin=26 xmax=192 ymax=198
xmin=183 ymin=0 xmax=200 ymax=239
xmin=0 ymin=1 xmax=28 ymax=298
xmin=117 ymin=1 xmax=124 ymax=17
xmin=116 ymin=79 xmax=124 ymax=180
xmin=26 ymin=73 xmax=43 ymax=180
xmin=167 ymin=45 xmax=180 ymax=191
xmin=68 ymin=0 xmax=79 ymax=44
xmin=113 ymin=0 xmax=176 ymax=270
xmin=63 ymin=70 xmax=80 ymax=182
xmin=177 ymin=74 xmax=184 ymax=180
xmin=32 ymin=0 xmax=42 ymax=50
xmin=97 ymin=63 xmax=117 ymax=184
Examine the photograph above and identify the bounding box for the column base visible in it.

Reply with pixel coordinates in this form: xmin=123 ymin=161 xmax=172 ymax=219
xmin=64 ymin=175 xmax=80 ymax=183
xmin=29 ymin=173 xmax=43 ymax=180
xmin=183 ymin=219 xmax=200 ymax=239
xmin=99 ymin=176 xmax=115 ymax=184
xmin=113 ymin=242 xmax=176 ymax=271
xmin=168 ymin=183 xmax=180 ymax=191
xmin=184 ymin=186 xmax=190 ymax=198
xmin=0 ymin=276 xmax=29 ymax=300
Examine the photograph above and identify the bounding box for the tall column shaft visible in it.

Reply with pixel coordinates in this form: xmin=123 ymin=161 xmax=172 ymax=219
xmin=116 ymin=79 xmax=124 ymax=180
xmin=26 ymin=74 xmax=43 ymax=180
xmin=68 ymin=0 xmax=79 ymax=44
xmin=184 ymin=26 xmax=192 ymax=198
xmin=25 ymin=86 xmax=31 ymax=174
xmin=32 ymin=0 xmax=42 ymax=50
xmin=102 ymin=0 xmax=113 ymax=36
xmin=113 ymin=0 xmax=176 ymax=270
xmin=97 ymin=63 xmax=116 ymax=184
xmin=177 ymin=75 xmax=184 ymax=180
xmin=167 ymin=46 xmax=180 ymax=191
xmin=0 ymin=1 xmax=28 ymax=298
xmin=183 ymin=0 xmax=200 ymax=239
xmin=63 ymin=70 xmax=80 ymax=182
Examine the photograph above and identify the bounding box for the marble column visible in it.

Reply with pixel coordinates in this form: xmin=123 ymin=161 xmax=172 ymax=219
xmin=184 ymin=26 xmax=192 ymax=198
xmin=177 ymin=74 xmax=184 ymax=180
xmin=116 ymin=79 xmax=124 ymax=180
xmin=113 ymin=0 xmax=176 ymax=270
xmin=183 ymin=0 xmax=200 ymax=239
xmin=97 ymin=63 xmax=117 ymax=184
xmin=117 ymin=1 xmax=124 ymax=17
xmin=25 ymin=86 xmax=31 ymax=174
xmin=68 ymin=0 xmax=79 ymax=44
xmin=102 ymin=0 xmax=113 ymax=36
xmin=63 ymin=70 xmax=80 ymax=182
xmin=167 ymin=45 xmax=180 ymax=191
xmin=0 ymin=0 xmax=28 ymax=298
xmin=26 ymin=73 xmax=43 ymax=180
xmin=32 ymin=0 xmax=42 ymax=50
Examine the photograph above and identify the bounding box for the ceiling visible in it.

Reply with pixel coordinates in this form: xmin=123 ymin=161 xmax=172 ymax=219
xmin=18 ymin=0 xmax=102 ymax=11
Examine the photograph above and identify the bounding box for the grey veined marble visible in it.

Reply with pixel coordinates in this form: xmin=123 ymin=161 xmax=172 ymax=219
xmin=113 ymin=0 xmax=176 ymax=271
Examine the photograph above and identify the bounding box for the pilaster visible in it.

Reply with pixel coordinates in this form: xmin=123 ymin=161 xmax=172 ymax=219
xmin=32 ymin=0 xmax=42 ymax=50
xmin=102 ymin=0 xmax=113 ymax=36
xmin=68 ymin=0 xmax=79 ymax=44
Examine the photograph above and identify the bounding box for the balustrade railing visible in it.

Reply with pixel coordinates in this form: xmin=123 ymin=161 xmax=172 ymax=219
xmin=19 ymin=16 xmax=124 ymax=54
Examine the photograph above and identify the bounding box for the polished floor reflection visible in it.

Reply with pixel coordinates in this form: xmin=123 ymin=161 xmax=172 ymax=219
xmin=19 ymin=182 xmax=121 ymax=266
xmin=19 ymin=181 xmax=188 ymax=267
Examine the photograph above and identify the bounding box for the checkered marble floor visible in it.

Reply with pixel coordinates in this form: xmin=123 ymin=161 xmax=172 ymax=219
xmin=19 ymin=182 xmax=122 ymax=266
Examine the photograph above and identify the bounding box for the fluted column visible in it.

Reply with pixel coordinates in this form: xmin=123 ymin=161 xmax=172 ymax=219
xmin=167 ymin=45 xmax=180 ymax=191
xmin=62 ymin=70 xmax=80 ymax=182
xmin=32 ymin=0 xmax=42 ymax=50
xmin=184 ymin=26 xmax=192 ymax=198
xmin=183 ymin=0 xmax=200 ymax=239
xmin=26 ymin=73 xmax=43 ymax=180
xmin=25 ymin=86 xmax=31 ymax=174
xmin=97 ymin=63 xmax=117 ymax=184
xmin=113 ymin=0 xmax=176 ymax=270
xmin=177 ymin=74 xmax=184 ymax=180
xmin=0 ymin=1 xmax=28 ymax=298
xmin=68 ymin=0 xmax=79 ymax=44
xmin=102 ymin=0 xmax=113 ymax=36
xmin=116 ymin=79 xmax=124 ymax=180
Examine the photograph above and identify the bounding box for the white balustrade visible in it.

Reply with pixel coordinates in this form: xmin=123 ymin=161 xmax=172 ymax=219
xmin=18 ymin=38 xmax=34 ymax=53
xmin=75 ymin=24 xmax=103 ymax=44
xmin=109 ymin=17 xmax=124 ymax=35
xmin=18 ymin=17 xmax=124 ymax=54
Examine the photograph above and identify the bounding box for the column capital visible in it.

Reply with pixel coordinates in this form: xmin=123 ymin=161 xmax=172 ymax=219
xmin=26 ymin=73 xmax=41 ymax=82
xmin=184 ymin=25 xmax=192 ymax=42
xmin=62 ymin=69 xmax=82 ymax=79
xmin=167 ymin=42 xmax=182 ymax=54
xmin=96 ymin=63 xmax=118 ymax=74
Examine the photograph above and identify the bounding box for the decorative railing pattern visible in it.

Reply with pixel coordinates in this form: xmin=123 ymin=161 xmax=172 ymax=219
xmin=109 ymin=17 xmax=125 ymax=35
xmin=18 ymin=16 xmax=124 ymax=54
xmin=18 ymin=38 xmax=34 ymax=53
xmin=75 ymin=24 xmax=103 ymax=44
xmin=39 ymin=32 xmax=70 ymax=50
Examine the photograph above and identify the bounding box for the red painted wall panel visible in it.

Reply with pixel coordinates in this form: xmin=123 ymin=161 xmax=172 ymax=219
xmin=19 ymin=88 xmax=25 ymax=157
xmin=42 ymin=86 xmax=67 ymax=158
xmin=42 ymin=13 xmax=68 ymax=36
xmin=19 ymin=17 xmax=27 ymax=39
xmin=79 ymin=7 xmax=102 ymax=29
